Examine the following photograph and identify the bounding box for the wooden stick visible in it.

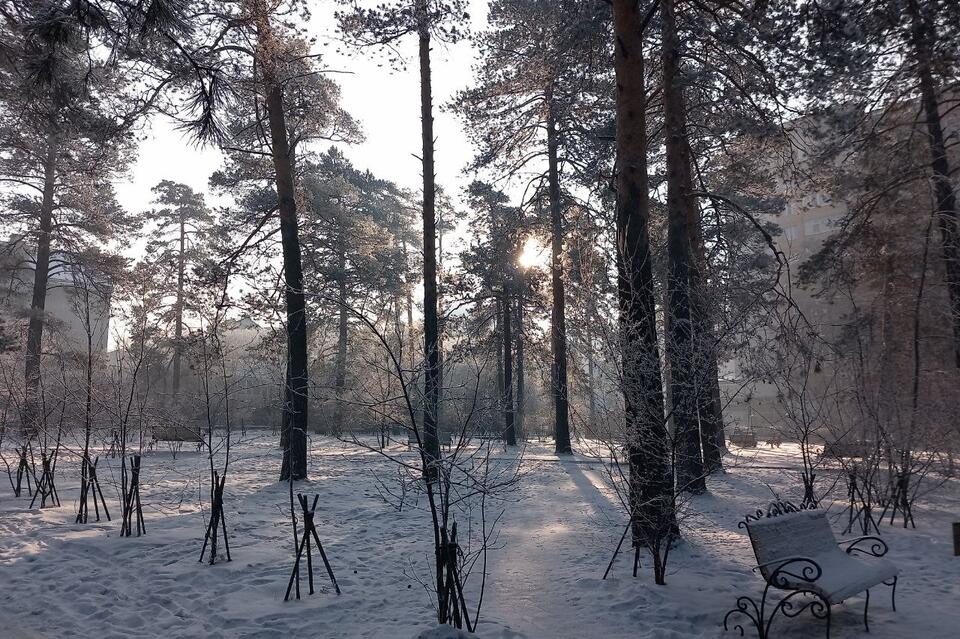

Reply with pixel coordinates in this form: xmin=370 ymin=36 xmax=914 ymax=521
xmin=93 ymin=459 xmax=110 ymax=521
xmin=603 ymin=519 xmax=633 ymax=580
xmin=310 ymin=527 xmax=340 ymax=595
xmin=284 ymin=533 xmax=309 ymax=601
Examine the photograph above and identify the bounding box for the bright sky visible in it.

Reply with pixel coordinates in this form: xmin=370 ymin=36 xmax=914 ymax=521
xmin=107 ymin=1 xmax=548 ymax=347
xmin=114 ymin=2 xmax=489 ymax=227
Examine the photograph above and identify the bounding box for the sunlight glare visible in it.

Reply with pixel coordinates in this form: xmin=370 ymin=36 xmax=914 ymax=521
xmin=518 ymin=237 xmax=549 ymax=270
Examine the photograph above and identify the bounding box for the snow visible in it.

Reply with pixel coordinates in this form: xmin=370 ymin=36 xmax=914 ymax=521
xmin=414 ymin=626 xmax=481 ymax=639
xmin=1 ymin=437 xmax=958 ymax=638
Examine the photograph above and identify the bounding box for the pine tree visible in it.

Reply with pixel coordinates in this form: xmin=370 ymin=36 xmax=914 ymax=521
xmin=662 ymin=0 xmax=707 ymax=494
xmin=338 ymin=0 xmax=469 ymax=482
xmin=454 ymin=0 xmax=610 ymax=454
xmin=195 ymin=1 xmax=360 ymax=481
xmin=460 ymin=181 xmax=524 ymax=445
xmin=612 ymin=0 xmax=673 ymax=584
xmin=0 ymin=4 xmax=133 ymax=434
xmin=145 ymin=181 xmax=212 ymax=400
xmin=800 ymin=0 xmax=960 ymax=368
xmin=300 ymin=149 xmax=414 ymax=435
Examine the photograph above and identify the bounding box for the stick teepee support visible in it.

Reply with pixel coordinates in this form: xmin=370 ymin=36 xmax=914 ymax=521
xmin=29 ymin=451 xmax=60 ymax=508
xmin=77 ymin=455 xmax=110 ymax=523
xmin=199 ymin=471 xmax=231 ymax=564
xmin=284 ymin=493 xmax=340 ymax=600
xmin=120 ymin=455 xmax=145 ymax=536
xmin=13 ymin=446 xmax=32 ymax=498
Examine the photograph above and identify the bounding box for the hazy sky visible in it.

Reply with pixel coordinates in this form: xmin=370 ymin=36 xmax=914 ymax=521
xmin=114 ymin=2 xmax=488 ymax=227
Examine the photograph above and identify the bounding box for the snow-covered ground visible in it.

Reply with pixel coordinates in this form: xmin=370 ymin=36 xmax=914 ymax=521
xmin=1 ymin=436 xmax=957 ymax=638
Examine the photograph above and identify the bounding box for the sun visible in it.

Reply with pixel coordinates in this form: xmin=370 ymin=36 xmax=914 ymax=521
xmin=517 ymin=237 xmax=549 ymax=270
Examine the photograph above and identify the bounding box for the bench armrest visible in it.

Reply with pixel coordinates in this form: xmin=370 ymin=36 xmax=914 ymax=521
xmin=752 ymin=556 xmax=824 ymax=587
xmin=752 ymin=555 xmax=807 ymax=571
xmin=838 ymin=535 xmax=889 ymax=558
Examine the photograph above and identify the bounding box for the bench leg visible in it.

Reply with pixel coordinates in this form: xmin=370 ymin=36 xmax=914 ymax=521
xmin=863 ymin=588 xmax=870 ymax=633
xmin=724 ymin=588 xmax=831 ymax=639
xmin=884 ymin=576 xmax=897 ymax=612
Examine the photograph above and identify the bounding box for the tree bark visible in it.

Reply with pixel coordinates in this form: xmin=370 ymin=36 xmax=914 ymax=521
xmin=402 ymin=239 xmax=419 ymax=431
xmin=684 ymin=163 xmax=725 ymax=471
xmin=495 ymin=296 xmax=504 ymax=421
xmin=418 ymin=0 xmax=441 ymax=480
xmin=502 ymin=286 xmax=516 ymax=445
xmin=171 ymin=212 xmax=186 ymax=398
xmin=612 ymin=0 xmax=673 ymax=554
xmin=23 ymin=133 xmax=58 ymax=436
xmin=586 ymin=319 xmax=597 ymax=432
xmin=515 ymin=288 xmax=525 ymax=438
xmin=78 ymin=268 xmax=94 ymax=522
xmin=546 ymin=97 xmax=571 ymax=454
xmin=334 ymin=210 xmax=348 ymax=436
xmin=257 ymin=9 xmax=308 ymax=481
xmin=662 ymin=0 xmax=706 ymax=494
xmin=908 ymin=0 xmax=960 ymax=369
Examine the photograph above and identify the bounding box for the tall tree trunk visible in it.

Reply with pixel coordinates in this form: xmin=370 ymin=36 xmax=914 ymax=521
xmin=703 ymin=353 xmax=725 ymax=463
xmin=515 ymin=289 xmax=525 ymax=439
xmin=495 ymin=296 xmax=504 ymax=424
xmin=402 ymin=239 xmax=415 ymax=346
xmin=84 ymin=289 xmax=93 ymax=464
xmin=257 ymin=10 xmax=308 ymax=481
xmin=662 ymin=0 xmax=706 ymax=494
xmin=417 ymin=0 xmax=441 ymax=479
xmin=401 ymin=239 xmax=419 ymax=431
xmin=908 ymin=0 xmax=960 ymax=369
xmin=684 ymin=165 xmax=725 ymax=471
xmin=78 ymin=272 xmax=94 ymax=522
xmin=585 ymin=313 xmax=597 ymax=432
xmin=23 ymin=134 xmax=58 ymax=436
xmin=546 ymin=96 xmax=571 ymax=454
xmin=414 ymin=3 xmax=449 ymax=626
xmin=437 ymin=213 xmax=445 ymax=432
xmin=334 ymin=219 xmax=347 ymax=436
xmin=171 ymin=213 xmax=186 ymax=398
xmin=502 ymin=286 xmax=516 ymax=445
xmin=612 ymin=0 xmax=673 ymax=569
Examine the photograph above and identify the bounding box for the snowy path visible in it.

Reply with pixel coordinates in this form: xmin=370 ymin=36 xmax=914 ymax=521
xmin=0 ymin=437 xmax=957 ymax=638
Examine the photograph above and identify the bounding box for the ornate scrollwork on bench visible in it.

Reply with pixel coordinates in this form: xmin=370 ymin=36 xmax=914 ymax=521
xmin=724 ymin=557 xmax=831 ymax=639
xmin=738 ymin=500 xmax=817 ymax=529
xmin=840 ymin=535 xmax=889 ymax=558
xmin=727 ymin=508 xmax=899 ymax=637
xmin=839 ymin=536 xmax=898 ymax=614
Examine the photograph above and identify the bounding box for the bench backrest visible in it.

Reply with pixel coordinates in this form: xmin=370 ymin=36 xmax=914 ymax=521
xmin=746 ymin=510 xmax=838 ymax=581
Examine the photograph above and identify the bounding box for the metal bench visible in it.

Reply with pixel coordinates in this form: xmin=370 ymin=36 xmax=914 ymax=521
xmin=730 ymin=427 xmax=758 ymax=448
xmin=406 ymin=430 xmax=453 ymax=450
xmin=152 ymin=424 xmax=203 ymax=444
xmin=821 ymin=440 xmax=868 ymax=460
xmin=724 ymin=502 xmax=898 ymax=638
xmin=148 ymin=425 xmax=203 ymax=457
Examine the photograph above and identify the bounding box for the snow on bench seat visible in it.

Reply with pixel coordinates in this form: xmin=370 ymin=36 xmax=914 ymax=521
xmin=746 ymin=510 xmax=899 ymax=604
